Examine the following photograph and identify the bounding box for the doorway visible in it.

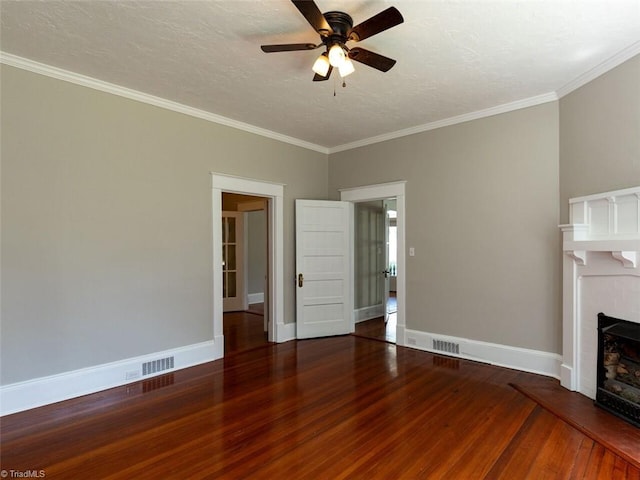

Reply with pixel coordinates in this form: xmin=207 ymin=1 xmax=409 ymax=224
xmin=340 ymin=181 xmax=406 ymax=347
xmin=222 ymin=193 xmax=269 ymax=354
xmin=351 ymin=199 xmax=398 ymax=343
xmin=211 ymin=174 xmax=286 ymax=360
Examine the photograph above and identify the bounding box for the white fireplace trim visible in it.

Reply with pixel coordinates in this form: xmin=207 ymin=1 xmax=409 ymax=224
xmin=560 ymin=186 xmax=640 ymax=395
xmin=612 ymin=251 xmax=637 ymax=268
xmin=564 ymin=246 xmax=638 ymax=268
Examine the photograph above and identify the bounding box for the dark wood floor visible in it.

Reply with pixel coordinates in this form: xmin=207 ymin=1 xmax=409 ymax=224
xmin=354 ymin=313 xmax=397 ymax=343
xmin=2 ymin=335 xmax=638 ymax=479
xmin=223 ymin=306 xmax=270 ymax=354
xmin=354 ymin=293 xmax=398 ymax=343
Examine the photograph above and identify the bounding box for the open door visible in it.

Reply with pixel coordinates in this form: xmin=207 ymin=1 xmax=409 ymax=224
xmin=222 ymin=211 xmax=246 ymax=312
xmin=296 ymin=200 xmax=352 ymax=339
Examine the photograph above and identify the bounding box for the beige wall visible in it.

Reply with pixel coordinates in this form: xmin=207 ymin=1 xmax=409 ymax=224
xmin=1 ymin=65 xmax=328 ymax=384
xmin=329 ymin=103 xmax=561 ymax=353
xmin=559 ymin=54 xmax=640 ymax=222
xmin=247 ymin=210 xmax=267 ymax=296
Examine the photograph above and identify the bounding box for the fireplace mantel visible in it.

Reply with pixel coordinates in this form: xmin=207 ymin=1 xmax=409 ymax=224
xmin=560 ymin=186 xmax=640 ymax=397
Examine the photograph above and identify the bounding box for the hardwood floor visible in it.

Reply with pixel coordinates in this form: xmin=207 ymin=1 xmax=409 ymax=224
xmin=2 ymin=336 xmax=638 ymax=479
xmin=354 ymin=313 xmax=397 ymax=343
xmin=223 ymin=306 xmax=270 ymax=354
xmin=354 ymin=292 xmax=398 ymax=343
xmin=511 ymin=381 xmax=640 ymax=469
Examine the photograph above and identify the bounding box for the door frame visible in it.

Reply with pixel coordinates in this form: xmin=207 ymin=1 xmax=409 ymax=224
xmin=340 ymin=181 xmax=406 ymax=346
xmin=211 ymin=173 xmax=285 ymax=358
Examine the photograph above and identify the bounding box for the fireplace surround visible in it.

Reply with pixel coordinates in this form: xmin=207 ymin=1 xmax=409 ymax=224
xmin=560 ymin=186 xmax=640 ymax=401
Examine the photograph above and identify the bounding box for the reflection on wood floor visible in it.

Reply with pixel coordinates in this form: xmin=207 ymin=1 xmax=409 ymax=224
xmin=354 ymin=292 xmax=397 ymax=343
xmin=223 ymin=304 xmax=270 ymax=354
xmin=354 ymin=313 xmax=397 ymax=343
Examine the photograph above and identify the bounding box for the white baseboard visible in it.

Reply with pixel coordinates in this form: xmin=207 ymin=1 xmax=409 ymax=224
xmin=0 ymin=338 xmax=222 ymax=416
xmin=560 ymin=363 xmax=576 ymax=390
xmin=248 ymin=292 xmax=264 ymax=304
xmin=354 ymin=304 xmax=384 ymax=323
xmin=404 ymin=329 xmax=561 ymax=379
xmin=276 ymin=322 xmax=297 ymax=343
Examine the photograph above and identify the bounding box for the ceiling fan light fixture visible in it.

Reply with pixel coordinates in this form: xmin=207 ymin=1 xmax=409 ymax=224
xmin=328 ymin=43 xmax=346 ymax=67
xmin=260 ymin=3 xmax=404 ymax=83
xmin=338 ymin=58 xmax=355 ymax=77
xmin=312 ymin=53 xmax=330 ymax=77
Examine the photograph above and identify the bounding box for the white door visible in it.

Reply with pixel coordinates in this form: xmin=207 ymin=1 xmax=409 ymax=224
xmin=296 ymin=200 xmax=352 ymax=339
xmin=222 ymin=211 xmax=246 ymax=312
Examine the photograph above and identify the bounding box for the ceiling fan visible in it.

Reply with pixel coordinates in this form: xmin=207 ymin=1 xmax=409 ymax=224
xmin=260 ymin=0 xmax=404 ymax=81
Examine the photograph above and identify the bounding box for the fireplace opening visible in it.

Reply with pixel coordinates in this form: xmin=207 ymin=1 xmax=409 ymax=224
xmin=596 ymin=312 xmax=640 ymax=428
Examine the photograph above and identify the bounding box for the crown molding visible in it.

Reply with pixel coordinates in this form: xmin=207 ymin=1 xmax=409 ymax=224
xmin=328 ymin=41 xmax=640 ymax=154
xmin=327 ymin=92 xmax=559 ymax=154
xmin=0 ymin=52 xmax=330 ymax=155
xmin=3 ymin=42 xmax=639 ymax=156
xmin=555 ymin=40 xmax=640 ymax=99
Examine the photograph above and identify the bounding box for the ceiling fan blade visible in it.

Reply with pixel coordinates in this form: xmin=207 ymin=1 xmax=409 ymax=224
xmin=348 ymin=47 xmax=396 ymax=72
xmin=313 ymin=66 xmax=333 ymax=81
xmin=292 ymin=0 xmax=332 ymax=36
xmin=348 ymin=7 xmax=404 ymax=42
xmin=261 ymin=43 xmax=318 ymax=53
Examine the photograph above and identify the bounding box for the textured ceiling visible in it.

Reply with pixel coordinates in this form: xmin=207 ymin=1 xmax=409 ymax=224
xmin=1 ymin=0 xmax=640 ymax=152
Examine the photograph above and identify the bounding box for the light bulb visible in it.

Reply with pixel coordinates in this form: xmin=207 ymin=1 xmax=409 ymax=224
xmin=312 ymin=54 xmax=330 ymax=77
xmin=328 ymin=44 xmax=346 ymax=67
xmin=338 ymin=58 xmax=355 ymax=77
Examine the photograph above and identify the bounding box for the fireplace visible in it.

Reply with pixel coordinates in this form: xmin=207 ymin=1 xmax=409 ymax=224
xmin=596 ymin=312 xmax=640 ymax=427
xmin=560 ymin=186 xmax=640 ymax=400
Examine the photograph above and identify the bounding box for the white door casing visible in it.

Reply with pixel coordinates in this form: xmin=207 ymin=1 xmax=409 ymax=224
xmin=211 ymin=173 xmax=285 ymax=358
xmin=296 ymin=200 xmax=353 ymax=339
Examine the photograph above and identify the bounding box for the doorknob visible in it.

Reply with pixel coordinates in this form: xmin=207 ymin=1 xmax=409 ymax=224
xmin=298 ymin=273 xmax=304 ymax=287
xmin=382 ymin=269 xmax=390 ymax=278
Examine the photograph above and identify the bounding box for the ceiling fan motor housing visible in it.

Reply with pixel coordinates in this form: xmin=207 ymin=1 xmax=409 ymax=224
xmin=323 ymin=11 xmax=353 ymax=44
